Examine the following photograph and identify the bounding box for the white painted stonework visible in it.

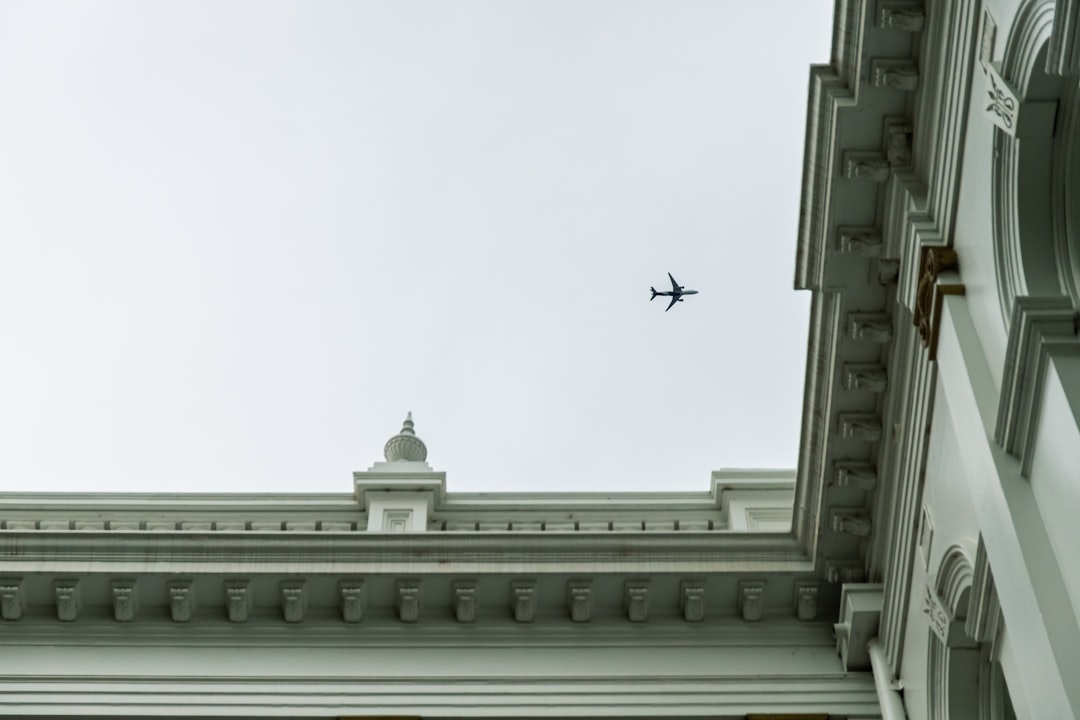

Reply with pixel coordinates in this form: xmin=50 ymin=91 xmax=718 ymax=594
xmin=4 ymin=1 xmax=1080 ymax=718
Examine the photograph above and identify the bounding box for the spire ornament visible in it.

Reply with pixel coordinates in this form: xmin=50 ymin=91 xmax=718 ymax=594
xmin=383 ymin=412 xmax=428 ymax=462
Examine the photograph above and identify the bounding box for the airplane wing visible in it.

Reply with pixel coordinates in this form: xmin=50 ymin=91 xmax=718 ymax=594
xmin=665 ymin=295 xmax=679 ymax=312
xmin=668 ymin=272 xmax=683 ymax=292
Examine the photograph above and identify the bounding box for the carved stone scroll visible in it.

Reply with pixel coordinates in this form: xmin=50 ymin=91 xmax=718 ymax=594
xmin=680 ymin=580 xmax=705 ymax=623
xmin=625 ymin=581 xmax=649 ymax=623
xmin=169 ymin=580 xmax=195 ymax=623
xmin=512 ymin=580 xmax=536 ymax=623
xmin=837 ymin=227 xmax=883 ymax=256
xmin=55 ymin=581 xmax=81 ymax=622
xmin=844 ymin=363 xmax=888 ymax=393
xmin=839 ymin=414 xmax=884 ymax=442
xmin=340 ymin=581 xmax=365 ymax=623
xmin=281 ymin=581 xmax=306 ymax=623
xmin=0 ymin=579 xmax=23 ymax=621
xmin=878 ymin=2 xmax=926 ymax=31
xmin=454 ymin=581 xmax=478 ymax=624
xmin=396 ymin=580 xmax=421 ymax=623
xmin=739 ymin=581 xmax=765 ymax=622
xmin=568 ymin=580 xmax=592 ymax=623
xmin=225 ymin=580 xmax=251 ymax=623
xmin=794 ymin=581 xmax=820 ymax=621
xmin=913 ymin=245 xmax=964 ymax=359
xmin=848 ymin=313 xmax=894 ymax=343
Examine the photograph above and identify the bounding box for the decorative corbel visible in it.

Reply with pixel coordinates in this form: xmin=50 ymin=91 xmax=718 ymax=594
xmin=794 ymin=581 xmax=820 ymax=621
xmin=844 ymin=152 xmax=891 ymax=183
xmin=739 ymin=580 xmax=765 ymax=622
xmin=625 ymin=581 xmax=649 ymax=623
xmin=0 ymin=579 xmax=24 ymax=621
xmin=168 ymin=580 xmax=195 ymax=623
xmin=872 ymin=59 xmax=920 ymax=91
xmin=839 ymin=414 xmax=884 ymax=442
xmin=833 ymin=462 xmax=878 ymax=490
xmin=512 ymin=580 xmax=536 ymax=623
xmin=281 ymin=581 xmax=306 ymax=623
xmin=831 ymin=509 xmax=873 ymax=537
xmin=848 ymin=313 xmax=894 ymax=343
xmin=225 ymin=580 xmax=251 ymax=623
xmin=396 ymin=579 xmax=421 ymax=623
xmin=339 ymin=581 xmax=365 ymax=623
xmin=111 ymin=579 xmax=137 ymax=622
xmin=54 ymin=580 xmax=81 ymax=622
xmin=913 ymin=245 xmax=964 ymax=359
xmin=453 ymin=581 xmax=478 ymax=623
xmin=568 ymin=580 xmax=593 ymax=623
xmin=837 ymin=227 xmax=883 ymax=256
xmin=844 ymin=363 xmax=888 ymax=393
xmin=878 ymin=2 xmax=926 ymax=32
xmin=680 ymin=580 xmax=706 ymax=623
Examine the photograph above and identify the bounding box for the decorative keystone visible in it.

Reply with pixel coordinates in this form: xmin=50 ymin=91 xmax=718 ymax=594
xmin=831 ymin=510 xmax=873 ymax=537
xmin=837 ymin=227 xmax=882 ymax=255
xmin=878 ymin=2 xmax=926 ymax=31
xmin=625 ymin=581 xmax=649 ymax=623
xmin=848 ymin=313 xmax=894 ymax=343
xmin=453 ymin=581 xmax=478 ymax=623
xmin=511 ymin=580 xmax=536 ymax=623
xmin=680 ymin=580 xmax=706 ymax=623
xmin=844 ymin=153 xmax=890 ymax=182
xmin=739 ymin=581 xmax=765 ymax=622
xmin=834 ymin=462 xmax=878 ymax=490
xmin=839 ymin=414 xmax=884 ymax=442
xmin=396 ymin=580 xmax=422 ymax=623
xmin=568 ymin=581 xmax=592 ymax=623
xmin=0 ymin=579 xmax=24 ymax=621
xmin=339 ymin=581 xmax=365 ymax=623
xmin=281 ymin=581 xmax=307 ymax=623
xmin=225 ymin=580 xmax=251 ymax=623
xmin=168 ymin=580 xmax=196 ymax=623
xmin=54 ymin=580 xmax=81 ymax=622
xmin=111 ymin=580 xmax=138 ymax=623
xmin=794 ymin=581 xmax=820 ymax=621
xmin=844 ymin=364 xmax=888 ymax=393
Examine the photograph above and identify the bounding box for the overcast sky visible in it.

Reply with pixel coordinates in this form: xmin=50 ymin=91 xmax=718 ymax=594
xmin=1 ymin=1 xmax=834 ymax=494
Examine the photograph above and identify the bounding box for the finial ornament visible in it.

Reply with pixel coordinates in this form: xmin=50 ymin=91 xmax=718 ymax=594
xmin=384 ymin=412 xmax=428 ymax=462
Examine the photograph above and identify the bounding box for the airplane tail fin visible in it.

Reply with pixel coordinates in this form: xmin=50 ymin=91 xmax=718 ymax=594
xmin=650 ymin=287 xmax=657 ymax=300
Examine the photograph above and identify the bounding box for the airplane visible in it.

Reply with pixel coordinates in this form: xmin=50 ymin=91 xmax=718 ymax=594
xmin=650 ymin=272 xmax=699 ymax=312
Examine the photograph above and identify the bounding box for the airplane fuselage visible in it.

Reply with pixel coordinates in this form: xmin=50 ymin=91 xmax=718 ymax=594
xmin=653 ymin=289 xmax=698 ymax=297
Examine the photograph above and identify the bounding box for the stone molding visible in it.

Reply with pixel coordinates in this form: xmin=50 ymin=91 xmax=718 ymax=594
xmin=995 ymin=295 xmax=1080 ymax=475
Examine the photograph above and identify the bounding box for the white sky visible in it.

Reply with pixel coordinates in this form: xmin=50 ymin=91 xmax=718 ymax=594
xmin=1 ymin=1 xmax=834 ymax=494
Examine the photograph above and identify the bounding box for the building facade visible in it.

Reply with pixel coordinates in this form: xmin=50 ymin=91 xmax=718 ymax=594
xmin=2 ymin=0 xmax=1078 ymax=717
